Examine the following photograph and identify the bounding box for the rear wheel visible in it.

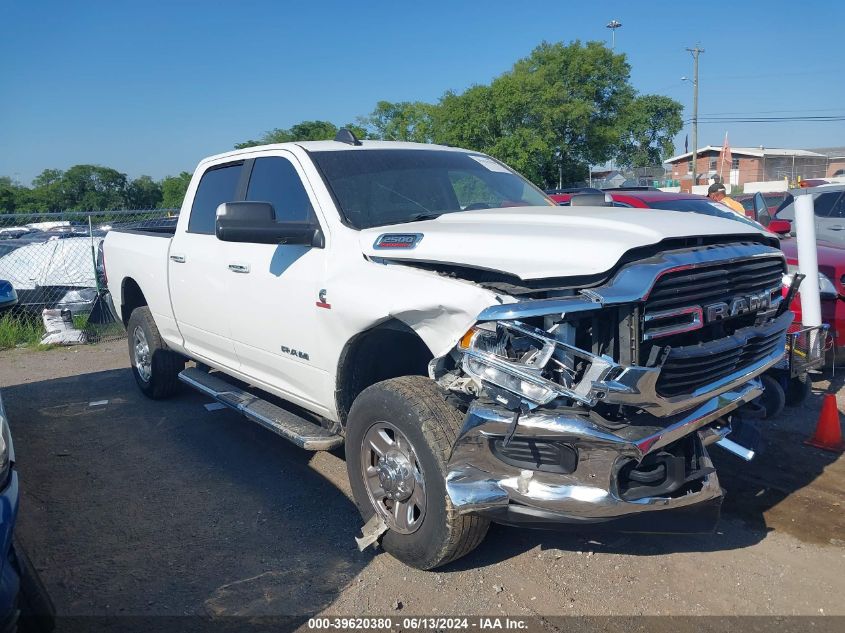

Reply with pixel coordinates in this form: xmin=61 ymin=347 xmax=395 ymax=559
xmin=127 ymin=306 xmax=184 ymax=399
xmin=346 ymin=376 xmax=489 ymax=570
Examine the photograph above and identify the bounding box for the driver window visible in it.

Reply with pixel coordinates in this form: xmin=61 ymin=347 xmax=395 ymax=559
xmin=246 ymin=157 xmax=314 ymax=223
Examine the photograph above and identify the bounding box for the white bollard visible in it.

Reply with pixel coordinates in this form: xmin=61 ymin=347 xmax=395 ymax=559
xmin=794 ymin=193 xmax=822 ymax=328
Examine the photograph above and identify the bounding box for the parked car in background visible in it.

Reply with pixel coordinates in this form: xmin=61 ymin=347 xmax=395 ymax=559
xmin=772 ymin=184 xmax=845 ymax=246
xmin=735 ymin=192 xmax=788 ymax=219
xmin=0 ymin=236 xmax=104 ymax=315
xmin=753 ymin=190 xmax=845 ymax=365
xmin=0 ymin=283 xmax=56 ymax=631
xmin=549 ymin=189 xmax=762 ymax=229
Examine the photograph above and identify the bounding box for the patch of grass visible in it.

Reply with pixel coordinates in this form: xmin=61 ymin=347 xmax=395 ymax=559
xmin=0 ymin=312 xmax=44 ymax=349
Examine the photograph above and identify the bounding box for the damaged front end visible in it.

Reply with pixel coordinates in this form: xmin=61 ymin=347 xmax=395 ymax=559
xmin=433 ymin=242 xmax=792 ymax=532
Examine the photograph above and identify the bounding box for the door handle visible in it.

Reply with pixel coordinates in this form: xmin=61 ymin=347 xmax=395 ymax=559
xmin=829 ymin=225 xmax=845 ymax=231
xmin=170 ymin=254 xmax=186 ymax=263
xmin=228 ymin=263 xmax=250 ymax=274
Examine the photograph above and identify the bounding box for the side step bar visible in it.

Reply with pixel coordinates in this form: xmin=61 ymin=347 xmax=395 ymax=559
xmin=178 ymin=367 xmax=343 ymax=451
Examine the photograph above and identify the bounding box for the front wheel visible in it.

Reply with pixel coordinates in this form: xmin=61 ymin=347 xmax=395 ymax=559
xmin=345 ymin=376 xmax=489 ymax=570
xmin=127 ymin=306 xmax=184 ymax=399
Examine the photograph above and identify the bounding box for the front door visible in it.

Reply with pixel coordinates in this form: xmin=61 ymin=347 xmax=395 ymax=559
xmin=220 ymin=153 xmax=332 ymax=412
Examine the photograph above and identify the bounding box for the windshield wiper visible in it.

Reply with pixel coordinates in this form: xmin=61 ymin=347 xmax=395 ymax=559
xmin=404 ymin=212 xmax=443 ymax=222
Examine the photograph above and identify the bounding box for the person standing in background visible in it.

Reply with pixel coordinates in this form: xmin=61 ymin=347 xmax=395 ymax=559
xmin=707 ymin=182 xmax=745 ymax=215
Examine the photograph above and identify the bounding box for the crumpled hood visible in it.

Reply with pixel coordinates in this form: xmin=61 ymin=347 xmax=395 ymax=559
xmin=359 ymin=205 xmax=766 ymax=280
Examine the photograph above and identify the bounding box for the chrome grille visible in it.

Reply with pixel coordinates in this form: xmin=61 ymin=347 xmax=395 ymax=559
xmin=656 ymin=326 xmax=786 ymax=398
xmin=645 ymin=256 xmax=784 ymax=312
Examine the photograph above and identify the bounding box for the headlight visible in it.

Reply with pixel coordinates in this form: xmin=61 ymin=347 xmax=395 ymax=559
xmin=460 ymin=324 xmax=562 ymax=406
xmin=783 ymin=265 xmax=838 ymax=298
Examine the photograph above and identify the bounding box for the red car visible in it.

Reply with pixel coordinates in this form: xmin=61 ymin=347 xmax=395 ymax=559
xmin=551 ymin=189 xmax=845 ymax=365
xmin=734 ymin=192 xmax=789 ymax=219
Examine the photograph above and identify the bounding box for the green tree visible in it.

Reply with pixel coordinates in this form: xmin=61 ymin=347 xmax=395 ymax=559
xmin=28 ymin=168 xmax=65 ymax=210
xmin=235 ymin=119 xmax=371 ymax=149
xmin=127 ymin=175 xmax=163 ymax=209
xmin=433 ymin=41 xmax=635 ymax=188
xmin=616 ymin=94 xmax=684 ymax=168
xmin=160 ymin=171 xmax=192 ymax=209
xmin=235 ymin=120 xmax=339 ymax=148
xmin=362 ymin=101 xmax=435 ymax=142
xmin=60 ymin=164 xmax=128 ymax=210
xmin=0 ymin=176 xmax=25 ymax=213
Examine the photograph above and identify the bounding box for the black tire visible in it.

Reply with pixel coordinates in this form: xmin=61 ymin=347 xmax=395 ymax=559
xmin=345 ymin=376 xmax=489 ymax=570
xmin=785 ymin=375 xmax=812 ymax=406
xmin=127 ymin=306 xmax=184 ymax=399
xmin=759 ymin=373 xmax=786 ymax=419
xmin=13 ymin=537 xmax=55 ymax=633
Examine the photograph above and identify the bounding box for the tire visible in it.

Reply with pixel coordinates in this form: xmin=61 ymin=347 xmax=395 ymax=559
xmin=345 ymin=376 xmax=489 ymax=570
xmin=759 ymin=373 xmax=786 ymax=419
xmin=13 ymin=537 xmax=55 ymax=633
xmin=785 ymin=375 xmax=812 ymax=406
xmin=127 ymin=306 xmax=184 ymax=399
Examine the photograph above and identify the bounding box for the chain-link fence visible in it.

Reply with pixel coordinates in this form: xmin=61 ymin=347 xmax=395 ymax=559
xmin=0 ymin=209 xmax=177 ymax=348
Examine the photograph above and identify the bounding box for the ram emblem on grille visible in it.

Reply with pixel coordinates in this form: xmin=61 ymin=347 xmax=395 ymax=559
xmin=704 ymin=287 xmax=780 ymax=323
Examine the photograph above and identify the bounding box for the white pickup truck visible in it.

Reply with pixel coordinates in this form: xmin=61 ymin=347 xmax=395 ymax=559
xmin=104 ymin=131 xmax=791 ymax=569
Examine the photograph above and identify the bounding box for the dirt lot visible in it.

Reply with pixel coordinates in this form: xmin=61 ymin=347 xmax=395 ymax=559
xmin=1 ymin=341 xmax=844 ymax=625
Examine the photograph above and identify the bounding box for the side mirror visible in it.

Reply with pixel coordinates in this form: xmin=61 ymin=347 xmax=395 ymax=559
xmin=0 ymin=280 xmax=18 ymax=310
xmin=215 ymin=202 xmax=324 ymax=247
xmin=752 ymin=192 xmax=772 ymax=226
xmin=767 ymin=219 xmax=792 ymax=235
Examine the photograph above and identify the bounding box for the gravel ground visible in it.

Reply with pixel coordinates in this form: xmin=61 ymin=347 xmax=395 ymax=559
xmin=0 ymin=341 xmax=843 ymax=626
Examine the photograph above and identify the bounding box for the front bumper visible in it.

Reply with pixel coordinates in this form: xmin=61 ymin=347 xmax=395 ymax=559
xmin=446 ymin=380 xmax=764 ymax=531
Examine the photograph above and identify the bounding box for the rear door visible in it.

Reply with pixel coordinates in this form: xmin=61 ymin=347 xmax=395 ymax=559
xmin=812 ymin=191 xmax=845 ymax=243
xmin=169 ymin=162 xmax=245 ymax=368
xmin=220 ymin=153 xmax=331 ymax=411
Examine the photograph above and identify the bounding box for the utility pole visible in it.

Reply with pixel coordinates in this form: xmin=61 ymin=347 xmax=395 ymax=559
xmin=686 ymin=46 xmax=704 ymax=191
xmin=606 ymin=20 xmax=622 ymax=50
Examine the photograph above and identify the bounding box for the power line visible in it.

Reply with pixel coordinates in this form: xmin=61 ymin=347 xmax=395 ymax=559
xmin=683 ymin=115 xmax=845 ymax=124
xmin=695 ymin=107 xmax=845 ymax=116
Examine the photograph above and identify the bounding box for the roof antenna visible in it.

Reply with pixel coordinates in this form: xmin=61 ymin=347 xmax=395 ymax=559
xmin=334 ymin=128 xmax=362 ymax=146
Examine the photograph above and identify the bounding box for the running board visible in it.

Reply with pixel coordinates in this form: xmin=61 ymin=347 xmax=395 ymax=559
xmin=178 ymin=367 xmax=343 ymax=451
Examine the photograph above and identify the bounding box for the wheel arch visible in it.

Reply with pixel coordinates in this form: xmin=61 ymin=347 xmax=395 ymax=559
xmin=335 ymin=318 xmax=434 ymax=427
xmin=120 ymin=277 xmax=147 ymax=326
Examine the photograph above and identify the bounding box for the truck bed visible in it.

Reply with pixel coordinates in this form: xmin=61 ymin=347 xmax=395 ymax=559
xmin=104 ymin=227 xmax=179 ymax=345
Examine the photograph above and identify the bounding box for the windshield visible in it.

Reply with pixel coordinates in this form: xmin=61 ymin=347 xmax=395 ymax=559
xmin=309 ymin=149 xmax=553 ymax=229
xmin=647 ymin=198 xmax=763 ymax=229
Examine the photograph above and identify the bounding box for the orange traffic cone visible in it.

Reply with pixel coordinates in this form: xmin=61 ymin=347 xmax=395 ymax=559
xmin=805 ymin=394 xmax=845 ymax=453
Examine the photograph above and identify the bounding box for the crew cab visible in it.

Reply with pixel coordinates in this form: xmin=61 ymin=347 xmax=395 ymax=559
xmin=104 ymin=133 xmax=791 ymax=569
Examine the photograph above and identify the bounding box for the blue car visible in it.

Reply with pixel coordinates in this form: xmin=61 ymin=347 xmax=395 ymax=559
xmin=0 ymin=281 xmax=54 ymax=632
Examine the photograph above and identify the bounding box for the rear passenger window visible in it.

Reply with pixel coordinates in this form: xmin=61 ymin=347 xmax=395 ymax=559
xmin=188 ymin=163 xmax=243 ymax=234
xmin=246 ymin=157 xmax=314 ymax=223
xmin=812 ymin=192 xmax=844 ymax=218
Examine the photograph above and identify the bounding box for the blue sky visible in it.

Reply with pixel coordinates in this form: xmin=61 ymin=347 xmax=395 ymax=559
xmin=2 ymin=0 xmax=843 ymax=184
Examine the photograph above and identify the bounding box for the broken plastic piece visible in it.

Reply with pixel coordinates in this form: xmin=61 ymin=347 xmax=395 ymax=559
xmin=355 ymin=513 xmax=389 ymax=551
